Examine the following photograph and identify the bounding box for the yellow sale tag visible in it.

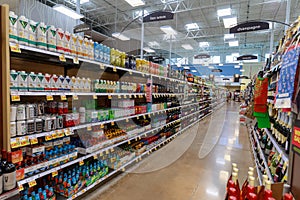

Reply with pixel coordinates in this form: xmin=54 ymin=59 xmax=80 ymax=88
xmin=106 ymin=149 xmax=109 ymax=154
xmin=108 ymin=95 xmax=112 ymax=99
xmin=46 ymin=95 xmax=53 ymax=101
xmin=52 ymin=132 xmax=58 ymax=139
xmin=137 ymin=116 xmax=140 ymax=120
xmin=60 ymin=95 xmax=67 ymax=101
xmin=65 ymin=129 xmax=71 ymax=136
xmin=113 ymin=67 xmax=117 ymax=72
xmin=87 ymin=126 xmax=92 ymax=131
xmin=18 ymin=185 xmax=24 ymax=191
xmin=123 ymin=95 xmax=127 ymax=98
xmin=20 ymin=138 xmax=29 ymax=147
xmin=52 ymin=171 xmax=58 ymax=177
xmin=100 ymin=124 xmax=104 ymax=128
xmin=93 ymin=95 xmax=98 ymax=99
xmin=142 ymin=74 xmax=145 ymax=77
xmin=100 ymin=152 xmax=103 ymax=156
xmin=126 ymin=118 xmax=129 ymax=122
xmin=111 ymin=148 xmax=114 ymax=152
xmin=118 ymin=95 xmax=121 ymax=99
xmin=93 ymin=155 xmax=98 ymax=159
xmin=59 ymin=54 xmax=66 ymax=62
xmin=73 ymin=57 xmax=79 ymax=64
xmin=73 ymin=95 xmax=78 ymax=100
xmin=45 ymin=135 xmax=53 ymax=141
xmin=11 ymin=95 xmax=20 ymax=102
xmin=122 ymin=168 xmax=125 ymax=172
xmin=143 ymin=115 xmax=146 ymax=119
xmin=30 ymin=138 xmax=38 ymax=145
xmin=134 ymin=95 xmax=137 ymax=98
xmin=100 ymin=64 xmax=105 ymax=70
xmin=147 ymin=152 xmax=150 ymax=155
xmin=148 ymin=114 xmax=151 ymax=118
xmin=128 ymin=140 xmax=131 ymax=144
xmin=111 ymin=121 xmax=115 ymax=126
xmin=11 ymin=140 xmax=19 ymax=149
xmin=129 ymin=95 xmax=132 ymax=98
xmin=135 ymin=137 xmax=138 ymax=141
xmin=10 ymin=44 xmax=21 ymax=53
xmin=79 ymin=160 xmax=84 ymax=166
xmin=28 ymin=180 xmax=37 ymax=187
xmin=129 ymin=71 xmax=132 ymax=75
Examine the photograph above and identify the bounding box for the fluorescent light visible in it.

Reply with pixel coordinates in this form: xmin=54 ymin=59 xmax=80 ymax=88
xmin=124 ymin=0 xmax=145 ymax=7
xmin=185 ymin=23 xmax=199 ymax=31
xmin=191 ymin=70 xmax=197 ymax=72
xmin=220 ymin=75 xmax=225 ymax=77
xmin=208 ymin=66 xmax=214 ymax=69
xmin=80 ymin=0 xmax=89 ymax=4
xmin=182 ymin=44 xmax=194 ymax=50
xmin=224 ymin=34 xmax=235 ymax=40
xmin=229 ymin=40 xmax=239 ymax=47
xmin=217 ymin=8 xmax=231 ymax=17
xmin=53 ymin=4 xmax=84 ymax=19
xmin=183 ymin=66 xmax=190 ymax=69
xmin=143 ymin=47 xmax=155 ymax=53
xmin=240 ymin=69 xmax=245 ymax=72
xmin=160 ymin=25 xmax=177 ymax=35
xmin=219 ymin=63 xmax=223 ymax=66
xmin=112 ymin=32 xmax=130 ymax=41
xmin=199 ymin=42 xmax=209 ymax=47
xmin=135 ymin=9 xmax=149 ymax=17
xmin=234 ymin=65 xmax=240 ymax=68
xmin=223 ymin=17 xmax=237 ymax=28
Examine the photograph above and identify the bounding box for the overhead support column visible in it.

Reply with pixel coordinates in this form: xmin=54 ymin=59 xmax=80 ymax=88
xmin=76 ymin=0 xmax=80 ymax=25
xmin=285 ymin=0 xmax=291 ymax=31
xmin=269 ymin=22 xmax=274 ymax=54
xmin=140 ymin=10 xmax=145 ymax=59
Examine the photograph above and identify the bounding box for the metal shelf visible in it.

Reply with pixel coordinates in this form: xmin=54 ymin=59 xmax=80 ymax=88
xmin=264 ymin=128 xmax=289 ymax=163
xmin=0 ymin=189 xmax=19 ymax=200
xmin=11 ymin=91 xmax=144 ymax=97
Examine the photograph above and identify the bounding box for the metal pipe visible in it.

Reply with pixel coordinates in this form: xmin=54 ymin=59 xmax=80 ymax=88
xmin=140 ymin=22 xmax=144 ymax=59
xmin=285 ymin=0 xmax=291 ymax=31
xmin=270 ymin=22 xmax=274 ymax=54
xmin=76 ymin=0 xmax=80 ymax=25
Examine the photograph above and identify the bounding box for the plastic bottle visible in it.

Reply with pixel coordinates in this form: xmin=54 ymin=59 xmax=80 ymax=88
xmin=46 ymin=25 xmax=57 ymax=52
xmin=28 ymin=20 xmax=37 ymax=46
xmin=9 ymin=11 xmax=19 ymax=44
xmin=17 ymin=16 xmax=29 ymax=45
xmin=36 ymin=22 xmax=47 ymax=50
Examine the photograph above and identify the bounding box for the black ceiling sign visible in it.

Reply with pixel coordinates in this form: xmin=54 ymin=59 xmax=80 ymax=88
xmin=212 ymin=69 xmax=222 ymax=72
xmin=152 ymin=57 xmax=165 ymax=62
xmin=73 ymin=24 xmax=91 ymax=33
xmin=223 ymin=78 xmax=230 ymax=80
xmin=230 ymin=21 xmax=269 ymax=34
xmin=237 ymin=55 xmax=258 ymax=60
xmin=143 ymin=11 xmax=174 ymax=23
xmin=194 ymin=54 xmax=210 ymax=59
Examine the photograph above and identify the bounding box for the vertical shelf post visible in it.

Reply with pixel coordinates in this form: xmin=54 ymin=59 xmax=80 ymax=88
xmin=0 ymin=4 xmax=11 ymax=151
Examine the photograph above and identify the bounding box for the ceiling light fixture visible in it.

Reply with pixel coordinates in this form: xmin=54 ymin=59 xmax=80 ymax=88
xmin=191 ymin=70 xmax=197 ymax=72
xmin=223 ymin=17 xmax=237 ymax=28
xmin=183 ymin=66 xmax=190 ymax=69
xmin=234 ymin=65 xmax=240 ymax=68
xmin=112 ymin=32 xmax=130 ymax=41
xmin=229 ymin=40 xmax=239 ymax=47
xmin=208 ymin=66 xmax=214 ymax=69
xmin=217 ymin=8 xmax=232 ymax=17
xmin=53 ymin=4 xmax=84 ymax=19
xmin=182 ymin=44 xmax=194 ymax=50
xmin=148 ymin=41 xmax=160 ymax=47
xmin=124 ymin=0 xmax=145 ymax=7
xmin=224 ymin=34 xmax=235 ymax=40
xmin=185 ymin=23 xmax=199 ymax=31
xmin=160 ymin=25 xmax=177 ymax=35
xmin=240 ymin=69 xmax=245 ymax=72
xmin=199 ymin=42 xmax=209 ymax=47
xmin=80 ymin=0 xmax=89 ymax=4
xmin=219 ymin=63 xmax=224 ymax=66
xmin=143 ymin=47 xmax=155 ymax=53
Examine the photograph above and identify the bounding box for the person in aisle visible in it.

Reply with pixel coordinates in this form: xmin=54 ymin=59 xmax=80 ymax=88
xmin=227 ymin=92 xmax=232 ymax=102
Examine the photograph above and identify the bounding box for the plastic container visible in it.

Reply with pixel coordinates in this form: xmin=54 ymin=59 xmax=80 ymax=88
xmin=37 ymin=72 xmax=45 ymax=91
xmin=70 ymin=34 xmax=78 ymax=56
xmin=10 ymin=70 xmax=18 ymax=91
xmin=28 ymin=20 xmax=37 ymax=46
xmin=56 ymin=28 xmax=64 ymax=53
xmin=64 ymin=31 xmax=71 ymax=54
xmin=18 ymin=71 xmax=28 ymax=91
xmin=17 ymin=15 xmax=29 ymax=45
xmin=47 ymin=25 xmax=57 ymax=51
xmin=28 ymin=72 xmax=37 ymax=91
xmin=36 ymin=22 xmax=47 ymax=50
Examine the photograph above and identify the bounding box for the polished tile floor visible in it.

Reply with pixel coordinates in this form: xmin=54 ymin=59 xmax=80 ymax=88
xmin=83 ymin=102 xmax=254 ymax=200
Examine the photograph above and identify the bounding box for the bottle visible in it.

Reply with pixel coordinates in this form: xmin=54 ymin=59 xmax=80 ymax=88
xmin=3 ymin=152 xmax=16 ymax=191
xmin=244 ymin=177 xmax=256 ymax=200
xmin=265 ymin=138 xmax=273 ymax=156
xmin=263 ymin=180 xmax=273 ymax=200
xmin=283 ymin=193 xmax=293 ymax=200
xmin=285 ymin=113 xmax=293 ymax=154
xmin=241 ymin=169 xmax=254 ymax=200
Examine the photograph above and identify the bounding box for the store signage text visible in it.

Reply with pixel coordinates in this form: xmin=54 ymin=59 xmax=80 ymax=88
xmin=143 ymin=11 xmax=174 ymax=23
xmin=212 ymin=69 xmax=222 ymax=72
xmin=292 ymin=126 xmax=300 ymax=155
xmin=73 ymin=24 xmax=91 ymax=33
xmin=230 ymin=21 xmax=269 ymax=34
xmin=194 ymin=54 xmax=210 ymax=59
xmin=237 ymin=55 xmax=258 ymax=60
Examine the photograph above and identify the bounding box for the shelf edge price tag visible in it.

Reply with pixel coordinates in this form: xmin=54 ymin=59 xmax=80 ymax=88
xmin=30 ymin=138 xmax=38 ymax=145
xmin=126 ymin=118 xmax=129 ymax=122
xmin=28 ymin=180 xmax=37 ymax=187
xmin=105 ymin=149 xmax=109 ymax=154
xmin=59 ymin=54 xmax=66 ymax=62
xmin=134 ymin=94 xmax=137 ymax=98
xmin=60 ymin=95 xmax=67 ymax=101
xmin=123 ymin=95 xmax=127 ymax=98
xmin=73 ymin=95 xmax=78 ymax=100
xmin=52 ymin=171 xmax=58 ymax=177
xmin=100 ymin=63 xmax=105 ymax=70
xmin=108 ymin=95 xmax=112 ymax=99
xmin=18 ymin=184 xmax=24 ymax=191
xmin=45 ymin=134 xmax=53 ymax=141
xmin=129 ymin=71 xmax=132 ymax=75
xmin=93 ymin=155 xmax=98 ymax=160
xmin=10 ymin=43 xmax=21 ymax=53
xmin=118 ymin=95 xmax=121 ymax=99
xmin=128 ymin=140 xmax=131 ymax=144
xmin=143 ymin=115 xmax=146 ymax=119
xmin=100 ymin=124 xmax=104 ymax=129
xmin=111 ymin=121 xmax=115 ymax=126
xmin=73 ymin=57 xmax=79 ymax=64
xmin=87 ymin=126 xmax=92 ymax=131
xmin=11 ymin=95 xmax=20 ymax=102
xmin=79 ymin=160 xmax=84 ymax=166
xmin=93 ymin=95 xmax=98 ymax=99
xmin=113 ymin=67 xmax=117 ymax=72
xmin=46 ymin=95 xmax=53 ymax=101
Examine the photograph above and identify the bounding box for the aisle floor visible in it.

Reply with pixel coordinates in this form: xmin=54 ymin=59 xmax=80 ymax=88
xmin=83 ymin=102 xmax=254 ymax=200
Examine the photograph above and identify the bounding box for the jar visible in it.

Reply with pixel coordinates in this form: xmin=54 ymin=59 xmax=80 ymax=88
xmin=17 ymin=120 xmax=27 ymax=136
xmin=10 ymin=105 xmax=17 ymax=122
xmin=35 ymin=118 xmax=43 ymax=133
xmin=10 ymin=122 xmax=16 ymax=137
xmin=17 ymin=104 xmax=26 ymax=121
xmin=26 ymin=104 xmax=35 ymax=120
xmin=27 ymin=119 xmax=35 ymax=134
xmin=79 ymin=107 xmax=86 ymax=124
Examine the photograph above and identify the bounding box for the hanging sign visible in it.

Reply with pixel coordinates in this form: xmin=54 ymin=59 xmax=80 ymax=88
xmin=275 ymin=46 xmax=300 ymax=108
xmin=143 ymin=11 xmax=174 ymax=23
xmin=212 ymin=69 xmax=222 ymax=72
xmin=292 ymin=122 xmax=300 ymax=155
xmin=237 ymin=55 xmax=258 ymax=60
xmin=194 ymin=54 xmax=210 ymax=59
xmin=73 ymin=24 xmax=91 ymax=33
xmin=229 ymin=21 xmax=269 ymax=34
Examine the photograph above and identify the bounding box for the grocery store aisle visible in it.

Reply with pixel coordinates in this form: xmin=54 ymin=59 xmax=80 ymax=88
xmin=83 ymin=102 xmax=254 ymax=200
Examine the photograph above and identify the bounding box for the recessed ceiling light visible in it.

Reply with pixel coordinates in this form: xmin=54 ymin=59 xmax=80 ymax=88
xmin=229 ymin=40 xmax=239 ymax=47
xmin=191 ymin=70 xmax=197 ymax=72
xmin=143 ymin=47 xmax=155 ymax=53
xmin=240 ymin=69 xmax=245 ymax=72
xmin=185 ymin=23 xmax=199 ymax=31
xmin=112 ymin=32 xmax=130 ymax=41
xmin=160 ymin=25 xmax=177 ymax=35
xmin=53 ymin=4 xmax=84 ymax=19
xmin=182 ymin=44 xmax=194 ymax=50
xmin=223 ymin=17 xmax=237 ymax=28
xmin=183 ymin=66 xmax=190 ymax=69
xmin=208 ymin=66 xmax=214 ymax=69
xmin=224 ymin=34 xmax=235 ymax=40
xmin=199 ymin=42 xmax=209 ymax=47
xmin=124 ymin=0 xmax=145 ymax=7
xmin=234 ymin=65 xmax=240 ymax=68
xmin=217 ymin=8 xmax=232 ymax=17
xmin=220 ymin=75 xmax=225 ymax=77
xmin=219 ymin=63 xmax=223 ymax=66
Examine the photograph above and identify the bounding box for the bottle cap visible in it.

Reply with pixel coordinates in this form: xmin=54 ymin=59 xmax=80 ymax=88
xmin=249 ymin=167 xmax=254 ymax=172
xmin=249 ymin=176 xmax=255 ymax=187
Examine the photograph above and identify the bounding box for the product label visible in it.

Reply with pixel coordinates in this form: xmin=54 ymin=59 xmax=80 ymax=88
xmin=3 ymin=171 xmax=16 ymax=191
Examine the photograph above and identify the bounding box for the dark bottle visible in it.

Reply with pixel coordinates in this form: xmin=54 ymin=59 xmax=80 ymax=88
xmin=3 ymin=152 xmax=16 ymax=191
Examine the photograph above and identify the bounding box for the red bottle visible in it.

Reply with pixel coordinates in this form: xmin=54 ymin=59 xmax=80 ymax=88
xmin=227 ymin=163 xmax=238 ymax=190
xmin=232 ymin=172 xmax=240 ymax=199
xmin=249 ymin=193 xmax=258 ymax=200
xmin=257 ymin=175 xmax=269 ymax=200
xmin=264 ymin=180 xmax=273 ymax=200
xmin=283 ymin=193 xmax=293 ymax=200
xmin=244 ymin=177 xmax=256 ymax=200
xmin=241 ymin=170 xmax=255 ymax=200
